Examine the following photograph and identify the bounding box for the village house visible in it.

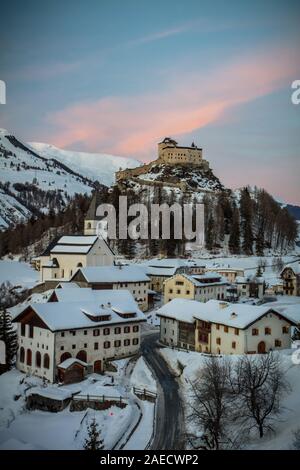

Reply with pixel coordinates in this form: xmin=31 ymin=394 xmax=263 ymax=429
xmin=38 ymin=235 xmax=115 ymax=283
xmin=235 ymin=274 xmax=265 ymax=299
xmin=157 ymin=298 xmax=296 ymax=354
xmin=281 ymin=262 xmax=300 ymax=296
xmin=141 ymin=258 xmax=190 ymax=293
xmin=70 ymin=265 xmax=150 ymax=311
xmin=13 ymin=290 xmax=146 ymax=383
xmin=205 ymin=267 xmax=245 ymax=283
xmin=163 ymin=272 xmax=227 ymax=304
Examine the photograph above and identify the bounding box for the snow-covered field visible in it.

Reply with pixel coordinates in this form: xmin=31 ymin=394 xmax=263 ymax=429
xmin=0 ymin=260 xmax=39 ymax=289
xmin=160 ymin=348 xmax=300 ymax=450
xmin=0 ymin=357 xmax=156 ymax=450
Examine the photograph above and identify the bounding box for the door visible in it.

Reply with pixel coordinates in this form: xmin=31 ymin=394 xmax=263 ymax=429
xmin=258 ymin=341 xmax=266 ymax=354
xmin=94 ymin=360 xmax=102 ymax=373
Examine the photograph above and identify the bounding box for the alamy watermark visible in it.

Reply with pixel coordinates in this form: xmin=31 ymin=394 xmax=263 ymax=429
xmin=95 ymin=196 xmax=205 ymax=245
xmin=0 ymin=80 xmax=6 ymax=104
xmin=291 ymin=80 xmax=300 ymax=105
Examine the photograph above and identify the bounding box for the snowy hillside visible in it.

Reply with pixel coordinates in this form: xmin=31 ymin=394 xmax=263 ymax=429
xmin=29 ymin=142 xmax=141 ymax=187
xmin=0 ymin=129 xmax=139 ymax=230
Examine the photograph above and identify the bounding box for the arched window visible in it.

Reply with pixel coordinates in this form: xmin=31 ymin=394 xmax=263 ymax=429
xmin=26 ymin=349 xmax=32 ymax=366
xmin=87 ymin=222 xmax=92 ymax=229
xmin=36 ymin=351 xmax=41 ymax=368
xmin=60 ymin=352 xmax=72 ymax=363
xmin=77 ymin=262 xmax=83 ymax=268
xmin=20 ymin=347 xmax=25 ymax=363
xmin=43 ymin=353 xmax=50 ymax=369
xmin=76 ymin=350 xmax=87 ymax=362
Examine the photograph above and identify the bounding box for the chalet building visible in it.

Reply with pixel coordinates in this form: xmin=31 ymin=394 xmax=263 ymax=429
xmin=141 ymin=258 xmax=190 ymax=293
xmin=157 ymin=299 xmax=296 ymax=354
xmin=70 ymin=265 xmax=150 ymax=311
xmin=38 ymin=235 xmax=115 ymax=282
xmin=13 ymin=292 xmax=146 ymax=383
xmin=205 ymin=267 xmax=245 ymax=283
xmin=281 ymin=263 xmax=300 ymax=296
xmin=164 ymin=272 xmax=227 ymax=304
xmin=235 ymin=275 xmax=265 ymax=299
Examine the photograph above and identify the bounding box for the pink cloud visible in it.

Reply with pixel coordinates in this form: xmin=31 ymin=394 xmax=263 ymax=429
xmin=46 ymin=44 xmax=299 ymax=160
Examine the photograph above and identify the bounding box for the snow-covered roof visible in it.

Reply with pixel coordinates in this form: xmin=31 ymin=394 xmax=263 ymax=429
xmin=14 ymin=300 xmax=146 ymax=331
xmin=58 ymin=236 xmax=98 ymax=245
xmin=56 ymin=282 xmax=80 ymax=289
xmin=27 ymin=385 xmax=77 ymax=399
xmin=235 ymin=275 xmax=264 ymax=284
xmin=157 ymin=298 xmax=296 ymax=329
xmin=50 ymin=288 xmax=139 ymax=314
xmin=165 ymin=272 xmax=227 ymax=287
xmin=73 ymin=265 xmax=150 ymax=283
xmin=281 ymin=262 xmax=300 ymax=275
xmin=58 ymin=358 xmax=87 ymax=370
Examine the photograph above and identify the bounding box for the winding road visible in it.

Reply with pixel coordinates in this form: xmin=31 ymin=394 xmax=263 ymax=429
xmin=141 ymin=332 xmax=185 ymax=450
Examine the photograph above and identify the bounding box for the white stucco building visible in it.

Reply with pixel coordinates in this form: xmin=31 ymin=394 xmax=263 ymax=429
xmin=38 ymin=235 xmax=115 ymax=282
xmin=13 ymin=290 xmax=146 ymax=383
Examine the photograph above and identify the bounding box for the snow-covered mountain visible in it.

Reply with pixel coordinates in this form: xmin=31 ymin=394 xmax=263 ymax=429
xmin=0 ymin=129 xmax=139 ymax=229
xmin=29 ymin=142 xmax=141 ymax=187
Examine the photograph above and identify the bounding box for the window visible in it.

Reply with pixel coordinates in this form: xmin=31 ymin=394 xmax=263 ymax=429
xmin=72 ymin=344 xmax=76 ymax=349
xmin=252 ymin=328 xmax=259 ymax=336
xmin=94 ymin=342 xmax=99 ymax=350
xmin=43 ymin=354 xmax=50 ymax=369
xmin=275 ymin=339 xmax=282 ymax=347
xmin=104 ymin=341 xmax=110 ymax=349
xmin=216 ymin=324 xmax=220 ymax=330
xmin=216 ymin=338 xmax=221 ymax=345
xmin=177 ymin=289 xmax=181 ymax=294
xmin=169 ymin=289 xmax=173 ymax=294
xmin=224 ymin=326 xmax=229 ymax=333
xmin=124 ymin=339 xmax=130 ymax=346
xmin=234 ymin=328 xmax=239 ymax=336
xmin=133 ymin=338 xmax=139 ymax=345
xmin=70 ymin=331 xmax=76 ymax=336
xmin=265 ymin=327 xmax=271 ymax=335
xmin=114 ymin=327 xmax=121 ymax=334
xmin=114 ymin=340 xmax=121 ymax=347
xmin=186 ymin=290 xmax=190 ymax=295
xmin=282 ymin=326 xmax=289 ymax=334
xmin=84 ymin=343 xmax=87 ymax=348
xmin=21 ymin=324 xmax=26 ymax=336
xmin=103 ymin=328 xmax=110 ymax=335
xmin=124 ymin=326 xmax=130 ymax=333
xmin=26 ymin=349 xmax=32 ymax=366
xmin=133 ymin=325 xmax=139 ymax=332
xmin=93 ymin=329 xmax=100 ymax=336
xmin=232 ymin=342 xmax=236 ymax=349
xmin=35 ymin=351 xmax=41 ymax=368
xmin=60 ymin=346 xmax=64 ymax=351
xmin=29 ymin=325 xmax=34 ymax=338
xmin=84 ymin=330 xmax=87 ymax=335
xmin=61 ymin=332 xmax=65 ymax=337
xmin=19 ymin=347 xmax=25 ymax=363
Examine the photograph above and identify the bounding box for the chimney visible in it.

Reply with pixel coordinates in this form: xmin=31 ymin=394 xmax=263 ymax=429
xmin=107 ymin=302 xmax=111 ymax=308
xmin=100 ymin=304 xmax=104 ymax=309
xmin=231 ymin=312 xmax=237 ymax=318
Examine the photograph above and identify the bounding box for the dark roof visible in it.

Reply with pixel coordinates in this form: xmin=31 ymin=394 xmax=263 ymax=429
xmin=85 ymin=191 xmax=106 ymax=220
xmin=162 ymin=145 xmax=202 ymax=151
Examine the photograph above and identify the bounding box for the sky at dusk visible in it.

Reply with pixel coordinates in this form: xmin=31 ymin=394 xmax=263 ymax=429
xmin=0 ymin=0 xmax=300 ymax=203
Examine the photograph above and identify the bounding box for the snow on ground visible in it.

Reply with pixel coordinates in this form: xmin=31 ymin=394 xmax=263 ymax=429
xmin=130 ymin=357 xmax=157 ymax=394
xmin=0 ymin=260 xmax=39 ymax=289
xmin=0 ymin=357 xmax=157 ymax=450
xmin=160 ymin=347 xmax=300 ymax=450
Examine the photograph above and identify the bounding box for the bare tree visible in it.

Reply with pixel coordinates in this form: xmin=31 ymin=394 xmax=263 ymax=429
xmin=230 ymin=353 xmax=290 ymax=438
xmin=188 ymin=356 xmax=242 ymax=449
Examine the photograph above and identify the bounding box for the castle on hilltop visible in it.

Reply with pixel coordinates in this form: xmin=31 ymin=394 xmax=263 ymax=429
xmin=116 ymin=137 xmax=209 ymax=183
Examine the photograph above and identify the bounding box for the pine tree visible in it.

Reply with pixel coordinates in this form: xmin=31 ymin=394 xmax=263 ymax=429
xmin=0 ymin=309 xmax=18 ymax=369
xmin=240 ymin=187 xmax=254 ymax=255
xmin=84 ymin=418 xmax=104 ymax=450
xmin=256 ymin=265 xmax=263 ymax=278
xmin=228 ymin=206 xmax=240 ymax=254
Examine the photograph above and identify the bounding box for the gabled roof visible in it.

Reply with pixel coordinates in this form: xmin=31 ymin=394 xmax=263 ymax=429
xmin=281 ymin=262 xmax=300 ymax=275
xmin=13 ymin=300 xmax=146 ymax=331
xmin=157 ymin=298 xmax=296 ymax=329
xmin=71 ymin=265 xmax=150 ymax=284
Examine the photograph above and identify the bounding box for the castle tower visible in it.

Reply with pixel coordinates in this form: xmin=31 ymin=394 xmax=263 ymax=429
xmin=158 ymin=137 xmax=203 ymax=165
